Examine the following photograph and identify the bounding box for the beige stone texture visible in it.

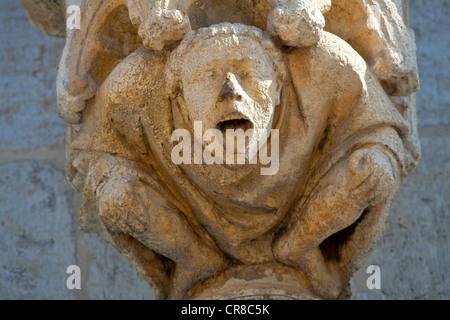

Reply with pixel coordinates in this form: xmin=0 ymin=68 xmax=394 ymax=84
xmin=19 ymin=0 xmax=422 ymax=300
xmin=21 ymin=0 xmax=66 ymax=38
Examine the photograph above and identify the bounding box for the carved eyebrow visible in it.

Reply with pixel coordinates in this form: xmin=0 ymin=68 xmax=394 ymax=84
xmin=187 ymin=67 xmax=218 ymax=82
xmin=183 ymin=54 xmax=267 ymax=81
xmin=236 ymin=59 xmax=270 ymax=79
xmin=228 ymin=57 xmax=259 ymax=71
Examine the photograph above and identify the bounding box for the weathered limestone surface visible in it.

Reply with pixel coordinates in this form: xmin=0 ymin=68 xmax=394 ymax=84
xmin=20 ymin=0 xmax=66 ymax=38
xmin=0 ymin=0 xmax=447 ymax=300
xmin=33 ymin=0 xmax=423 ymax=300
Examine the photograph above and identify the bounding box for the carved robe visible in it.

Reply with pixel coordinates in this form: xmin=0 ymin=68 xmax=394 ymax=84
xmin=69 ymin=31 xmax=417 ymax=298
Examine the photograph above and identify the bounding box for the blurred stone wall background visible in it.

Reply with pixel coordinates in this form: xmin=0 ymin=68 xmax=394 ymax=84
xmin=0 ymin=0 xmax=448 ymax=299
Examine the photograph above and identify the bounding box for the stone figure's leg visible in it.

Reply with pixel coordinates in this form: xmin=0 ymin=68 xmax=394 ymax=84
xmin=96 ymin=171 xmax=227 ymax=299
xmin=273 ymin=145 xmax=398 ymax=298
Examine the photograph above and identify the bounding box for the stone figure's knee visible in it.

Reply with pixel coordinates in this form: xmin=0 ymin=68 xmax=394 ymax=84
xmin=347 ymin=146 xmax=396 ymax=199
xmin=95 ymin=174 xmax=146 ymax=232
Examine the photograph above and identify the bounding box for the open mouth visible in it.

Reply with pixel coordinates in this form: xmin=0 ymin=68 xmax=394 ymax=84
xmin=216 ymin=118 xmax=253 ymax=132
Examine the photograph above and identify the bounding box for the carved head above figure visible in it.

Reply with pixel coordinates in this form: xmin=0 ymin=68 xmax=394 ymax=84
xmin=23 ymin=0 xmax=421 ymax=300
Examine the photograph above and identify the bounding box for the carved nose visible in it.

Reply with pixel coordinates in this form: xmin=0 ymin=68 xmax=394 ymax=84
xmin=219 ymin=74 xmax=243 ymax=101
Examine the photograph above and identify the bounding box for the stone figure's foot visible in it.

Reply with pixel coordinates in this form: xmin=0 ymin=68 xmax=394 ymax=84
xmin=139 ymin=9 xmax=191 ymax=51
xmin=267 ymin=5 xmax=325 ymax=47
xmin=273 ymin=243 xmax=342 ymax=299
xmin=299 ymin=248 xmax=343 ymax=299
xmin=168 ymin=253 xmax=229 ymax=300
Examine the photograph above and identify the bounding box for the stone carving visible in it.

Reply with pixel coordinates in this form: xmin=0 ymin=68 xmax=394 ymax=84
xmin=24 ymin=0 xmax=420 ymax=299
xmin=21 ymin=0 xmax=66 ymax=37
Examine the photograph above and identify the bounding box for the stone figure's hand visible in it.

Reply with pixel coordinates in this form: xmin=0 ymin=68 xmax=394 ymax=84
xmin=273 ymin=146 xmax=397 ymax=298
xmin=96 ymin=173 xmax=151 ymax=236
xmin=346 ymin=147 xmax=396 ymax=204
xmin=267 ymin=3 xmax=326 ymax=47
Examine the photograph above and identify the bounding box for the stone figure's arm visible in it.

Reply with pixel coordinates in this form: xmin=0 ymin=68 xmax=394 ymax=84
xmin=86 ymin=154 xmax=227 ymax=299
xmin=273 ymin=138 xmax=400 ymax=299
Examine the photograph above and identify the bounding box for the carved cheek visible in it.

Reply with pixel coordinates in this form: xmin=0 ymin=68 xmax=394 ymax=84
xmin=186 ymin=85 xmax=219 ymax=123
xmin=253 ymin=80 xmax=275 ymax=108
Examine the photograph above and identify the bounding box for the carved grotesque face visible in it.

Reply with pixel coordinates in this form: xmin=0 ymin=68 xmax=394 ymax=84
xmin=180 ymin=33 xmax=281 ymax=153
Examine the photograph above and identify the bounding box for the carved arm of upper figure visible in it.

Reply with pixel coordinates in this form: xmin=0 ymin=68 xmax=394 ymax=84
xmin=268 ymin=0 xmax=418 ymax=97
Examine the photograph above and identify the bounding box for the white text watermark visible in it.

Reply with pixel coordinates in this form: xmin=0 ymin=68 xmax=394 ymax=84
xmin=171 ymin=121 xmax=279 ymax=176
